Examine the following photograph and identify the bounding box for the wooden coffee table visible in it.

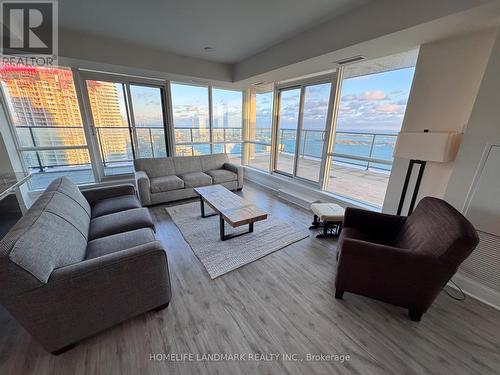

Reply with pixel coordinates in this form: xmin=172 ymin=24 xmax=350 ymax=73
xmin=194 ymin=185 xmax=268 ymax=241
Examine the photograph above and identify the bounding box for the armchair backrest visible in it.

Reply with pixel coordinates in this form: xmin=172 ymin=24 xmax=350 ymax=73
xmin=394 ymin=197 xmax=479 ymax=266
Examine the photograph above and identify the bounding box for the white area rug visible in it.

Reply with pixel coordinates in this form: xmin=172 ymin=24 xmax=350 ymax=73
xmin=166 ymin=202 xmax=309 ymax=279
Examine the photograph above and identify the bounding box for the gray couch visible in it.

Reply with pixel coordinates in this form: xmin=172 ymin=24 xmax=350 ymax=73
xmin=134 ymin=153 xmax=244 ymax=206
xmin=0 ymin=177 xmax=171 ymax=354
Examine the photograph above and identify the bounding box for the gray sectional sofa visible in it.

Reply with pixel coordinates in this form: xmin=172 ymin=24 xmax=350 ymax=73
xmin=0 ymin=177 xmax=171 ymax=354
xmin=134 ymin=153 xmax=244 ymax=206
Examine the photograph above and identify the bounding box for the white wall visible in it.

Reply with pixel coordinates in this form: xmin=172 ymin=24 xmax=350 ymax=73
xmin=383 ymin=29 xmax=497 ymax=213
xmin=444 ymin=30 xmax=500 ymax=309
xmin=60 ymin=29 xmax=233 ymax=83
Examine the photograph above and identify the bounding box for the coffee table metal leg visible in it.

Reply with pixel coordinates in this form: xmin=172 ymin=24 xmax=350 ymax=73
xmin=200 ymin=195 xmax=205 ymax=217
xmin=200 ymin=196 xmax=217 ymax=218
xmin=220 ymin=217 xmax=255 ymax=241
xmin=220 ymin=214 xmax=225 ymax=240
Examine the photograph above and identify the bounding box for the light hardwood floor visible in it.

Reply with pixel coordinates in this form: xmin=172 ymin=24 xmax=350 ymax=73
xmin=1 ymin=182 xmax=500 ymax=375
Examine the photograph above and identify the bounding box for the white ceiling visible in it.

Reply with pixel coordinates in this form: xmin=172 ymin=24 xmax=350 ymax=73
xmin=60 ymin=0 xmax=370 ymax=63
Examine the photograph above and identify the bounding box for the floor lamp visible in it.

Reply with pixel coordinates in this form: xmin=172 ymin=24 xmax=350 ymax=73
xmin=393 ymin=130 xmax=461 ymax=215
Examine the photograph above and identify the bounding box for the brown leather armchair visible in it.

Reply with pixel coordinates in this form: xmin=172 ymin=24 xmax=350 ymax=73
xmin=335 ymin=197 xmax=479 ymax=321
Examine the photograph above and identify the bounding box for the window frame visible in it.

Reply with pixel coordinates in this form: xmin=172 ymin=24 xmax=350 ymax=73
xmin=170 ymin=81 xmax=244 ymax=159
xmin=271 ymin=73 xmax=339 ymax=189
xmin=77 ymin=69 xmax=172 ymax=181
xmin=0 ymin=66 xmax=97 ymax=188
xmin=244 ymin=89 xmax=275 ymax=172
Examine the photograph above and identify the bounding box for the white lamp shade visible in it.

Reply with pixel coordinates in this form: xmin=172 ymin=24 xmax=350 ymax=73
xmin=393 ymin=131 xmax=462 ymax=162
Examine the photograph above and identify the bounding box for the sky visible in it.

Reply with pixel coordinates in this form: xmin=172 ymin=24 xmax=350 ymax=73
xmin=336 ymin=67 xmax=415 ymax=133
xmin=168 ymin=67 xmax=415 ymax=133
xmin=129 ymin=85 xmax=164 ymax=127
xmin=257 ymin=67 xmax=415 ymax=134
xmin=170 ymin=84 xmax=242 ymax=128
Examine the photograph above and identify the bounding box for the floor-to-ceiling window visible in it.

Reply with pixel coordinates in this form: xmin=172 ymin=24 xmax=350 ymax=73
xmin=296 ymin=82 xmax=331 ymax=182
xmin=84 ymin=75 xmax=169 ymax=177
xmin=212 ymin=88 xmax=243 ymax=163
xmin=86 ymin=80 xmax=134 ymax=176
xmin=326 ymin=65 xmax=415 ymax=207
xmin=171 ymin=83 xmax=243 ymax=161
xmin=246 ymin=90 xmax=274 ymax=171
xmin=246 ymin=50 xmax=417 ymax=209
xmin=274 ymin=78 xmax=334 ymax=184
xmin=171 ymin=83 xmax=210 ymax=156
xmin=276 ymin=88 xmax=301 ymax=175
xmin=0 ymin=65 xmax=95 ymax=189
xmin=129 ymin=85 xmax=167 ymax=159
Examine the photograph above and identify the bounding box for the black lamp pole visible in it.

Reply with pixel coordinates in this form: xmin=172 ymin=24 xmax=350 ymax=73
xmin=396 ymin=159 xmax=426 ymax=216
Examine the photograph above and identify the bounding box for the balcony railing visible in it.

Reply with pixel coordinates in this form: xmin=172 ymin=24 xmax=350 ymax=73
xmin=15 ymin=125 xmax=166 ymax=171
xmin=276 ymin=128 xmax=396 ymax=172
xmin=174 ymin=126 xmax=243 ymax=144
xmin=15 ymin=125 xmax=396 ymax=174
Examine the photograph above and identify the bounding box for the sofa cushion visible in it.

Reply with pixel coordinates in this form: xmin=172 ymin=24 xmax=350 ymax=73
xmin=46 ymin=192 xmax=91 ymax=240
xmin=150 ymin=175 xmax=184 ymax=193
xmin=8 ymin=208 xmax=87 ymax=283
xmin=88 ymin=208 xmax=154 ymax=241
xmin=174 ymin=156 xmax=202 ymax=174
xmin=85 ymin=228 xmax=156 ymax=260
xmin=46 ymin=176 xmax=91 ymax=217
xmin=178 ymin=172 xmax=213 ymax=188
xmin=205 ymin=169 xmax=237 ymax=184
xmin=134 ymin=157 xmax=175 ymax=178
xmin=91 ymin=195 xmax=142 ymax=219
xmin=200 ymin=153 xmax=229 ymax=172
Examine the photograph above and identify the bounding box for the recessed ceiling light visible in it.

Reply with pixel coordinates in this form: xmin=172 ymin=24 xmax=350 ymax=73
xmin=204 ymin=46 xmax=213 ymax=52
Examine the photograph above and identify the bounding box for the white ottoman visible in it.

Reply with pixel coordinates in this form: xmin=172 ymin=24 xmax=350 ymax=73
xmin=310 ymin=203 xmax=345 ymax=238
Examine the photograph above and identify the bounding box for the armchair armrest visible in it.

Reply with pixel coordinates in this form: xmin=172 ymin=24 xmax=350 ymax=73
xmin=223 ymin=162 xmax=244 ymax=189
xmin=135 ymin=170 xmax=151 ymax=205
xmin=335 ymin=238 xmax=450 ymax=310
xmin=343 ymin=207 xmax=406 ymax=235
xmin=338 ymin=238 xmax=437 ymax=268
xmin=81 ymin=184 xmax=136 ymax=205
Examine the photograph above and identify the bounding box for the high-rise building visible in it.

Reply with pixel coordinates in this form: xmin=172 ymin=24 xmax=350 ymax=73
xmin=86 ymin=81 xmax=132 ymax=163
xmin=0 ymin=65 xmax=128 ymax=169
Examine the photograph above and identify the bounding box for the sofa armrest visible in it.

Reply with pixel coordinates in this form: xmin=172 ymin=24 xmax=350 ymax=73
xmin=50 ymin=240 xmax=166 ymax=281
xmin=11 ymin=241 xmax=171 ymax=352
xmin=224 ymin=162 xmax=244 ymax=189
xmin=343 ymin=207 xmax=406 ymax=234
xmin=81 ymin=184 xmax=136 ymax=205
xmin=135 ymin=170 xmax=151 ymax=205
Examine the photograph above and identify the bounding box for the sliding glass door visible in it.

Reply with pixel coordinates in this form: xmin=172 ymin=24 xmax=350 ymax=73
xmin=86 ymin=80 xmax=134 ymax=176
xmin=276 ymin=88 xmax=301 ymax=175
xmin=275 ymin=80 xmax=334 ymax=183
xmin=296 ymin=83 xmax=331 ymax=182
xmin=83 ymin=75 xmax=169 ymax=177
xmin=129 ymin=84 xmax=168 ymax=159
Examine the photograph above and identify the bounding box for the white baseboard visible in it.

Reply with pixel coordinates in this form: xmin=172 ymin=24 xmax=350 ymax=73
xmin=449 ymin=273 xmax=500 ymax=311
xmin=243 ymin=167 xmax=380 ymax=212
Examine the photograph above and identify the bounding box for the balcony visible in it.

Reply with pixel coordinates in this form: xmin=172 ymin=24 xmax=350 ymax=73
xmin=16 ymin=125 xmax=393 ymax=207
xmin=247 ymin=129 xmax=396 ymax=208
